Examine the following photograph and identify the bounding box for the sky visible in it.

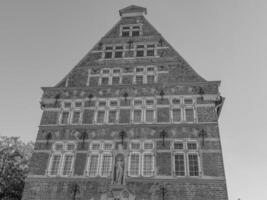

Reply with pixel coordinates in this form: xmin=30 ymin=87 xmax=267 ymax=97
xmin=0 ymin=0 xmax=267 ymax=199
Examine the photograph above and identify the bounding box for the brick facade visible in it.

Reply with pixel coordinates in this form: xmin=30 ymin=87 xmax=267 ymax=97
xmin=22 ymin=5 xmax=228 ymax=200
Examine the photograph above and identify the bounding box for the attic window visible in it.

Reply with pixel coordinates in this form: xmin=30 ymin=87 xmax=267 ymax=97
xmin=121 ymin=25 xmax=142 ymax=37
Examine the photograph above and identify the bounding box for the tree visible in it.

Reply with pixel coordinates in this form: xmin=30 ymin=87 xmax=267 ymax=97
xmin=0 ymin=136 xmax=34 ymax=200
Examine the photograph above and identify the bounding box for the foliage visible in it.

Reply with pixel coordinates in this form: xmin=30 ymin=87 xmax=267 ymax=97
xmin=0 ymin=136 xmax=34 ymax=200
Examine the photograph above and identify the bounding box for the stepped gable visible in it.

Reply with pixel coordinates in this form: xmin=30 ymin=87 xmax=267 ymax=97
xmin=55 ymin=5 xmax=206 ymax=88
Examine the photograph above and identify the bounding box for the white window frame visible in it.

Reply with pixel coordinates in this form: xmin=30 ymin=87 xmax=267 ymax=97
xmin=60 ymin=153 xmax=75 ymax=177
xmin=187 ymin=153 xmax=200 ymax=177
xmin=142 ymin=152 xmax=154 ymax=177
xmin=173 ymin=152 xmax=186 ymax=177
xmin=128 ymin=152 xmax=141 ymax=177
xmin=99 ymin=152 xmax=113 ymax=177
xmin=86 ymin=153 xmax=101 ymax=177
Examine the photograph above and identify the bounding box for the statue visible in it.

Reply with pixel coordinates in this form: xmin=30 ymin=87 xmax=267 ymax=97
xmin=114 ymin=155 xmax=124 ymax=185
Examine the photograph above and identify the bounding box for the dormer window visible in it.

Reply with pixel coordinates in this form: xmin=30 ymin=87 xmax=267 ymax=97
xmin=121 ymin=25 xmax=142 ymax=37
xmin=135 ymin=44 xmax=156 ymax=57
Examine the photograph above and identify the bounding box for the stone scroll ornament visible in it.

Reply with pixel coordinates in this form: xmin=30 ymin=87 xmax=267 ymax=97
xmin=113 ymin=154 xmax=125 ymax=185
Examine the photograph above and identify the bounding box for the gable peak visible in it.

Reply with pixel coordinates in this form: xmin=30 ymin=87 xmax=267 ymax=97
xmin=119 ymin=5 xmax=147 ymax=18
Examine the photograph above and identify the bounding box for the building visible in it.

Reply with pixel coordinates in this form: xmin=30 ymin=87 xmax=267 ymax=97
xmin=22 ymin=5 xmax=228 ymax=200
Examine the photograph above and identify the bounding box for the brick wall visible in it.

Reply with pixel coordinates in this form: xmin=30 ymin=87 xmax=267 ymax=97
xmin=197 ymin=107 xmax=217 ymax=122
xmin=29 ymin=152 xmax=50 ymax=175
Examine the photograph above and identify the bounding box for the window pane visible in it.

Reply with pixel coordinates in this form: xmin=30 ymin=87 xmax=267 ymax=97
xmin=66 ymin=143 xmax=75 ymax=151
xmin=145 ymin=110 xmax=154 ymax=122
xmin=184 ymin=99 xmax=193 ymax=104
xmin=185 ymin=108 xmax=194 ymax=122
xmin=147 ymin=50 xmax=154 ymax=56
xmin=113 ymin=69 xmax=121 ymax=74
xmin=98 ymin=101 xmax=106 ymax=107
xmin=105 ymin=46 xmax=113 ymax=50
xmin=174 ymin=142 xmax=184 ymax=150
xmin=91 ymin=143 xmax=101 ymax=150
xmin=84 ymin=100 xmax=95 ymax=107
xmin=174 ymin=154 xmax=185 ymax=176
xmin=133 ymin=110 xmax=142 ymax=123
xmin=135 ymin=76 xmax=143 ymax=84
xmin=104 ymin=52 xmax=112 ymax=59
xmin=97 ymin=111 xmax=105 ymax=123
xmin=147 ymin=67 xmax=154 ymax=72
xmin=172 ymin=98 xmax=180 ymax=104
xmin=103 ymin=143 xmax=113 ymax=150
xmin=88 ymin=155 xmax=99 ymax=176
xmin=54 ymin=143 xmax=63 ymax=151
xmin=146 ymin=100 xmax=154 ymax=105
xmin=132 ymin=31 xmax=140 ymax=36
xmin=172 ymin=109 xmax=181 ymax=122
xmin=75 ymin=102 xmax=82 ymax=107
xmin=188 ymin=154 xmax=199 ymax=176
xmin=143 ymin=154 xmax=153 ymax=176
xmin=50 ymin=155 xmax=61 ymax=175
xmin=147 ymin=75 xmax=155 ymax=84
xmin=115 ymin=51 xmax=123 ymax=58
xmin=62 ymin=155 xmax=73 ymax=175
xmin=129 ymin=154 xmax=140 ymax=176
xmin=131 ymin=142 xmax=141 ymax=150
xmin=108 ymin=110 xmax=117 ymax=123
xmin=136 ymin=67 xmax=144 ymax=72
xmin=144 ymin=142 xmax=153 ymax=150
xmin=110 ymin=100 xmax=118 ymax=107
xmin=72 ymin=111 xmax=80 ymax=124
xmin=157 ymin=108 xmax=170 ymax=122
xmin=101 ymin=77 xmax=109 ymax=85
xmin=187 ymin=142 xmax=197 ymax=150
xmin=61 ymin=112 xmax=69 ymax=124
xmin=136 ymin=50 xmax=144 ymax=57
xmin=112 ymin=77 xmax=120 ymax=85
xmin=134 ymin=100 xmax=142 ymax=106
xmin=119 ymin=109 xmax=131 ymax=123
xmin=101 ymin=154 xmax=112 ymax=177
xmin=102 ymin=69 xmax=110 ymax=74
xmin=122 ymin=31 xmax=130 ymax=37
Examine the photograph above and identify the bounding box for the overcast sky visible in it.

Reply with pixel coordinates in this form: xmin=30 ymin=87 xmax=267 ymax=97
xmin=1 ymin=0 xmax=267 ymax=199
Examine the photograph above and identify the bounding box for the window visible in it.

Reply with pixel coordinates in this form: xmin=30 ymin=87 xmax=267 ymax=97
xmin=108 ymin=110 xmax=117 ymax=124
xmin=185 ymin=108 xmax=194 ymax=122
xmin=172 ymin=98 xmax=180 ymax=105
xmin=134 ymin=99 xmax=142 ymax=106
xmin=113 ymin=69 xmax=121 ymax=74
xmin=88 ymin=155 xmax=99 ymax=177
xmin=147 ymin=75 xmax=155 ymax=84
xmin=91 ymin=143 xmax=101 ymax=151
xmin=133 ymin=110 xmax=142 ymax=123
xmin=101 ymin=154 xmax=112 ymax=177
xmin=115 ymin=46 xmax=123 ymax=58
xmin=184 ymin=98 xmax=193 ymax=104
xmin=122 ymin=26 xmax=130 ymax=37
xmin=146 ymin=99 xmax=154 ymax=105
xmin=64 ymin=102 xmax=71 ymax=108
xmin=129 ymin=153 xmax=140 ymax=176
xmin=97 ymin=111 xmax=105 ymax=123
xmin=104 ymin=46 xmax=113 ymax=59
xmin=102 ymin=69 xmax=110 ymax=74
xmin=144 ymin=142 xmax=153 ymax=150
xmin=101 ymin=77 xmax=109 ymax=85
xmin=145 ymin=110 xmax=154 ymax=123
xmin=174 ymin=154 xmax=185 ymax=176
xmin=173 ymin=141 xmax=183 ymax=150
xmin=135 ymin=76 xmax=143 ymax=84
xmin=98 ymin=101 xmax=106 ymax=107
xmin=121 ymin=25 xmax=141 ymax=37
xmin=136 ymin=67 xmax=144 ymax=73
xmin=103 ymin=143 xmax=113 ymax=150
xmin=136 ymin=45 xmax=144 ymax=57
xmin=62 ymin=155 xmax=74 ymax=176
xmin=147 ymin=66 xmax=155 ymax=72
xmin=48 ymin=142 xmax=76 ymax=176
xmin=112 ymin=76 xmax=120 ymax=85
xmin=61 ymin=111 xmax=69 ymax=124
xmin=132 ymin=26 xmax=141 ymax=36
xmin=143 ymin=154 xmax=153 ymax=177
xmin=188 ymin=154 xmax=199 ymax=176
xmin=187 ymin=142 xmax=197 ymax=150
xmin=146 ymin=44 xmax=155 ymax=56
xmin=72 ymin=111 xmax=80 ymax=124
xmin=75 ymin=102 xmax=82 ymax=108
xmin=49 ymin=155 xmax=61 ymax=175
xmin=110 ymin=100 xmax=118 ymax=107
xmin=131 ymin=142 xmax=141 ymax=150
xmin=172 ymin=109 xmax=181 ymax=122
